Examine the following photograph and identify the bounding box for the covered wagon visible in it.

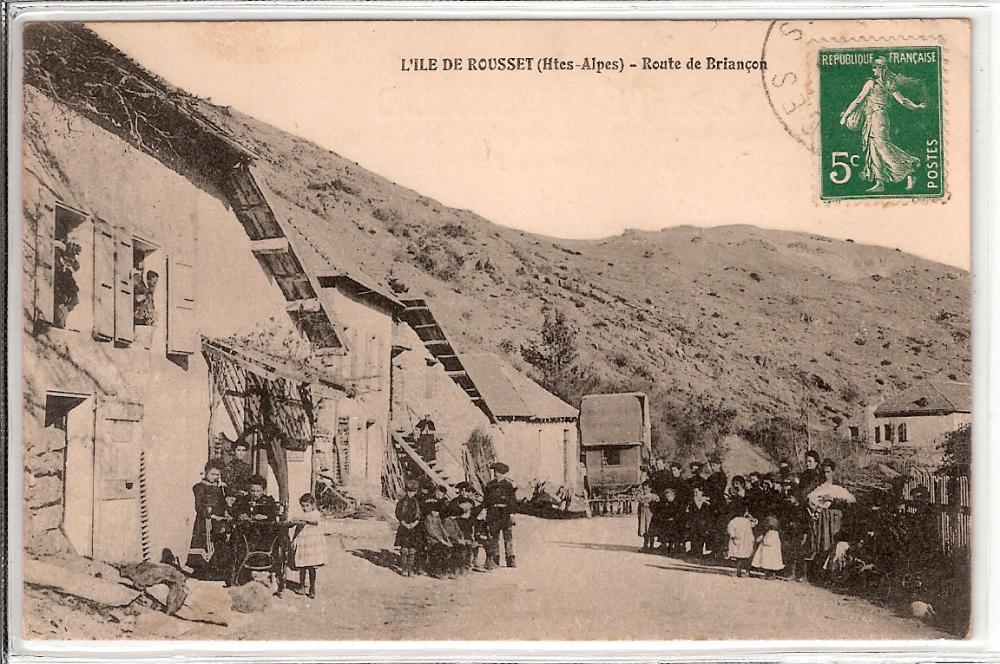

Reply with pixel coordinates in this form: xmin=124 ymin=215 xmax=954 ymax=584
xmin=579 ymin=393 xmax=651 ymax=514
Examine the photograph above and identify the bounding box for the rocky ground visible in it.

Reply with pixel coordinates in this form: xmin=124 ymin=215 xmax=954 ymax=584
xmin=22 ymin=515 xmax=952 ymax=643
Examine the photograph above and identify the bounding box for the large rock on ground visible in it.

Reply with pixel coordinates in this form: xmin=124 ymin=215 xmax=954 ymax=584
xmin=145 ymin=579 xmax=232 ymax=625
xmin=23 ymin=557 xmax=140 ymax=607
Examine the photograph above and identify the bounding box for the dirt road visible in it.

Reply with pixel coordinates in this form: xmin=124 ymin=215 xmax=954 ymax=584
xmin=224 ymin=515 xmax=947 ymax=641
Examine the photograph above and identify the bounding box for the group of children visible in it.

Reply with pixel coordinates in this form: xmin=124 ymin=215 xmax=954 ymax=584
xmin=186 ymin=458 xmax=328 ymax=598
xmin=395 ymin=479 xmax=488 ymax=578
xmin=638 ymin=452 xmax=853 ymax=580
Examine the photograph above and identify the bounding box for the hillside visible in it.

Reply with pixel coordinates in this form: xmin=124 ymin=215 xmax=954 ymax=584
xmin=186 ymin=99 xmax=970 ymax=449
xmin=23 ymin=24 xmax=971 ymax=455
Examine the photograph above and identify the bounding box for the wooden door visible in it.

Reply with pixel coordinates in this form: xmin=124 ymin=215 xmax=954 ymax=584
xmin=92 ymin=399 xmax=144 ymax=563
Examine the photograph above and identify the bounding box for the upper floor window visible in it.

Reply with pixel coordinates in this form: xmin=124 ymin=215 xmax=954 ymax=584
xmin=48 ymin=205 xmax=90 ymax=331
xmin=874 ymin=426 xmax=881 ymax=444
xmin=35 ymin=202 xmax=196 ymax=356
xmin=899 ymin=423 xmax=908 ymax=443
xmin=133 ymin=239 xmax=160 ymax=326
xmin=884 ymin=423 xmax=894 ymax=443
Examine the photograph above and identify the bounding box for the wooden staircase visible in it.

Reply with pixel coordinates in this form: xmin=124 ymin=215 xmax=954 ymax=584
xmin=391 ymin=430 xmax=457 ymax=498
xmin=399 ymin=299 xmax=494 ymax=422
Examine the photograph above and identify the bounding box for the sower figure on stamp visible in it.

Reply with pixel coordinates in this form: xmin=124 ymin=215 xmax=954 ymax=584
xmin=483 ymin=461 xmax=517 ymax=569
xmin=839 ymin=56 xmax=926 ymax=193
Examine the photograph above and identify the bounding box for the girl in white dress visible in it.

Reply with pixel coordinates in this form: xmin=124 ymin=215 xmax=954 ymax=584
xmin=752 ymin=515 xmax=784 ymax=579
xmin=290 ymin=493 xmax=327 ymax=598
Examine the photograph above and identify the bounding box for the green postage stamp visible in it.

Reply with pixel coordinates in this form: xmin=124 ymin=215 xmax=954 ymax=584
xmin=819 ymin=46 xmax=943 ymax=200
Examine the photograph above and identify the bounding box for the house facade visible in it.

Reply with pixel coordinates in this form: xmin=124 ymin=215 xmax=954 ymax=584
xmin=20 ymin=24 xmax=398 ymax=564
xmin=459 ymin=354 xmax=580 ymax=493
xmin=866 ymin=381 xmax=971 ymax=464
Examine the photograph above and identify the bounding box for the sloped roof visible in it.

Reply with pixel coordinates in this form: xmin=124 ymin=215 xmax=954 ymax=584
xmin=875 ymin=381 xmax=971 ymax=417
xmin=579 ymin=393 xmax=646 ymax=447
xmin=459 ymin=354 xmax=577 ymax=421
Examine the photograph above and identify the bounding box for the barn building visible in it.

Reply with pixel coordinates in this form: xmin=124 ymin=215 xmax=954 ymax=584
xmin=459 ymin=354 xmax=580 ymax=493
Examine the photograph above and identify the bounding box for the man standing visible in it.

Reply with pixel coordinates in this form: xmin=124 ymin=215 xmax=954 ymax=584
xmin=483 ymin=462 xmax=517 ymax=569
xmin=705 ymin=453 xmax=728 ymax=506
xmin=705 ymin=453 xmax=729 ymax=557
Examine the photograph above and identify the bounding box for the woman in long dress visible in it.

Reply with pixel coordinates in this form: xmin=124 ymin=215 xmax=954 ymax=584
xmin=185 ymin=460 xmax=230 ymax=579
xmin=839 ymin=56 xmax=927 ymax=192
xmin=806 ymin=459 xmax=856 ymax=577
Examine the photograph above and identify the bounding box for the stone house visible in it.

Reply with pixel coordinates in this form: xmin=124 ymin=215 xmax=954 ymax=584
xmin=863 ymin=381 xmax=971 ymax=464
xmin=20 ymin=24 xmax=401 ymax=563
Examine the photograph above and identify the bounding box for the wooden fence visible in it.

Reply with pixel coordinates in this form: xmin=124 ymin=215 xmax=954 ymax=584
xmin=903 ymin=471 xmax=970 ymax=556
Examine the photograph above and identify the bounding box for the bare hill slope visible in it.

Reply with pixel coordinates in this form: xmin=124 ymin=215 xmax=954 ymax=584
xmin=193 ymin=101 xmax=970 ymax=444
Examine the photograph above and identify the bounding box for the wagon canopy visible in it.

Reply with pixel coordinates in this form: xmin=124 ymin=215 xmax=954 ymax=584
xmin=580 ymin=393 xmax=647 ymax=447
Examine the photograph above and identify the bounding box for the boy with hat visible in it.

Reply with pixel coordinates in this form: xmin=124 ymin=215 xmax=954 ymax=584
xmin=483 ymin=462 xmax=517 ymax=569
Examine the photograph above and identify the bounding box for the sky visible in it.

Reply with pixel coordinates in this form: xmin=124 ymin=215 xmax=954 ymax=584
xmin=90 ymin=20 xmax=971 ymax=269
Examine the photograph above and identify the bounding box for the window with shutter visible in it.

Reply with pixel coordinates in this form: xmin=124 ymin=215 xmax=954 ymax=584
xmin=166 ymin=255 xmax=196 ymax=354
xmin=33 ymin=205 xmax=56 ymax=325
xmin=92 ymin=218 xmax=116 ymax=340
xmin=113 ymin=226 xmax=134 ymax=345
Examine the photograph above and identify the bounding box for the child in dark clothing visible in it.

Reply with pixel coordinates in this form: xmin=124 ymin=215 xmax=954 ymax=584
xmin=394 ymin=480 xmax=422 ymax=577
xmin=453 ymin=499 xmax=478 ymax=573
xmin=658 ymin=487 xmax=684 ymax=554
xmin=687 ymin=486 xmax=714 ymax=557
xmin=422 ymin=501 xmax=454 ymax=579
xmin=441 ymin=511 xmax=467 ymax=578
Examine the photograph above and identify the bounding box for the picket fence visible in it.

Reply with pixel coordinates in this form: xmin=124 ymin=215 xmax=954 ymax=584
xmin=902 ymin=470 xmax=971 ymax=556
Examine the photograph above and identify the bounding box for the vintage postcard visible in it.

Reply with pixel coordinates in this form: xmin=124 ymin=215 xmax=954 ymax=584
xmin=14 ymin=17 xmax=972 ymax=644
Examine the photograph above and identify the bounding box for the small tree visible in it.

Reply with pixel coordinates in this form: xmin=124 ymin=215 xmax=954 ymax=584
xmin=520 ymin=306 xmax=578 ymax=385
xmin=666 ymin=394 xmax=738 ymax=459
xmin=938 ymin=424 xmax=971 ymax=476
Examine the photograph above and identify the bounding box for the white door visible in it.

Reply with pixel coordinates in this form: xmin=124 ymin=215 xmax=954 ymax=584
xmin=92 ymin=399 xmax=144 ymax=563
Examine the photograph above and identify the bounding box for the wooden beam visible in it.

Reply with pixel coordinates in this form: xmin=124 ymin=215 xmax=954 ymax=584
xmin=286 ymin=297 xmax=321 ymax=312
xmin=250 ymin=237 xmax=290 ymax=254
xmin=424 ymin=340 xmax=452 ymax=347
xmin=412 ymin=324 xmax=439 ymax=330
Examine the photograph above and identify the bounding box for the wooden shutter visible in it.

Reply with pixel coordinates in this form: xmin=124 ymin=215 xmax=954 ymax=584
xmin=166 ymin=254 xmax=196 ymax=354
xmin=92 ymin=219 xmax=115 ymax=340
xmin=33 ymin=206 xmax=56 ymax=324
xmin=114 ymin=227 xmax=134 ymax=344
xmin=93 ymin=398 xmax=144 ymax=563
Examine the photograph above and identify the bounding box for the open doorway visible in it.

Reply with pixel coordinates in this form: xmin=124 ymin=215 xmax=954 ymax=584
xmin=46 ymin=391 xmax=93 ymax=556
